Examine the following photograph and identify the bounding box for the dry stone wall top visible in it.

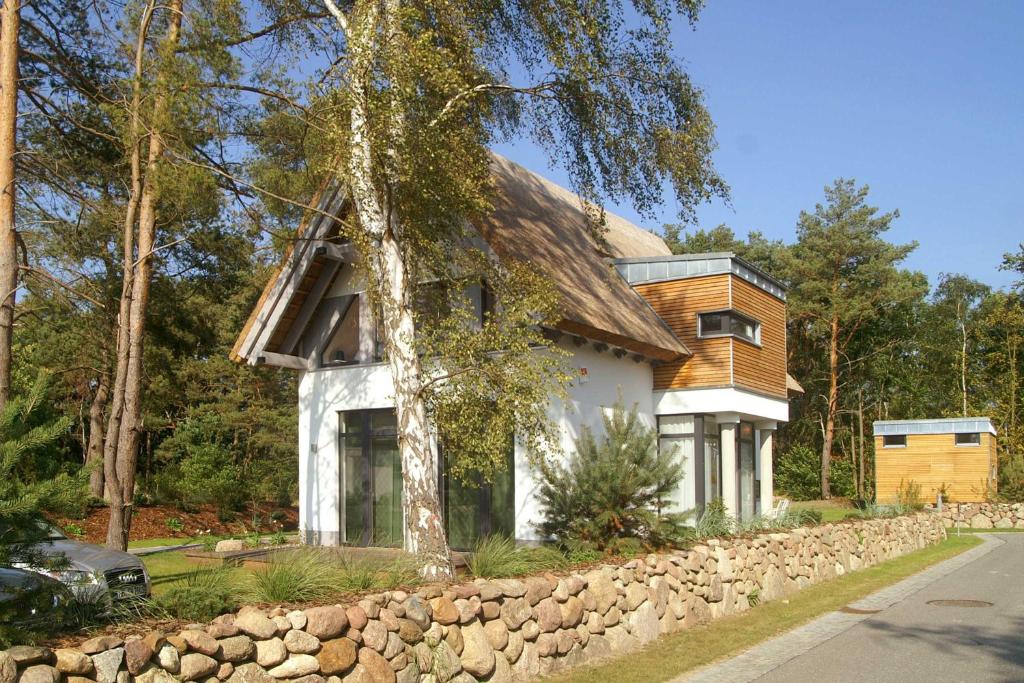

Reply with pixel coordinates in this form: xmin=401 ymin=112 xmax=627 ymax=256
xmin=3 ymin=513 xmax=945 ymax=683
xmin=928 ymin=502 xmax=1024 ymax=529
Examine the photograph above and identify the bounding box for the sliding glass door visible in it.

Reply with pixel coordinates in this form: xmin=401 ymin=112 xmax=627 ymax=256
xmin=339 ymin=410 xmax=402 ymax=547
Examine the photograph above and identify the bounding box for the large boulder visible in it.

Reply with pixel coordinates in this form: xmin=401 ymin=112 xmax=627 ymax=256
xmin=179 ymin=653 xmax=219 ymax=682
xmin=267 ymin=655 xmax=320 ymax=679
xmin=218 ymin=636 xmax=255 ymax=663
xmin=316 ymin=639 xmax=357 ymax=676
xmin=235 ymin=612 xmax=278 ymax=640
xmin=304 ymin=607 xmax=349 ymax=640
xmin=54 ymin=650 xmax=93 ymax=676
xmin=91 ymin=647 xmax=124 ymax=683
xmin=284 ymin=630 xmax=321 ymax=655
xmin=458 ymin=621 xmax=495 ymax=678
xmin=970 ymin=513 xmax=994 ymax=529
xmin=356 ymin=649 xmax=395 ymax=683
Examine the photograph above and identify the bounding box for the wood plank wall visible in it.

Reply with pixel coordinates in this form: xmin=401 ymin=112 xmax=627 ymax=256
xmin=633 ymin=273 xmax=789 ymax=396
xmin=634 ymin=274 xmax=732 ymax=390
xmin=731 ymin=278 xmax=788 ymax=399
xmin=875 ymin=432 xmax=996 ymax=503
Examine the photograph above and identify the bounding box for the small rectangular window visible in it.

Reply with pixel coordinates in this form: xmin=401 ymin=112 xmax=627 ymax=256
xmin=698 ymin=310 xmax=760 ymax=344
xmin=882 ymin=434 xmax=906 ymax=448
xmin=955 ymin=432 xmax=981 ymax=446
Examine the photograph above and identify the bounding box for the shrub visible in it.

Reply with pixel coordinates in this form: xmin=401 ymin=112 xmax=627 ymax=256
xmin=775 ymin=445 xmax=856 ymax=500
xmin=243 ymin=548 xmax=342 ymax=603
xmin=997 ymin=454 xmax=1024 ymax=502
xmin=897 ymin=479 xmax=924 ymax=510
xmin=535 ymin=402 xmax=690 ymax=550
xmin=157 ymin=568 xmax=238 ymax=622
xmin=165 ymin=517 xmax=184 ymax=533
xmin=63 ymin=522 xmax=85 ymax=537
xmin=693 ymin=498 xmax=734 ymax=539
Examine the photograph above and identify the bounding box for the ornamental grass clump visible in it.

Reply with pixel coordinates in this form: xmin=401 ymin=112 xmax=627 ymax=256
xmin=157 ymin=567 xmax=238 ymax=622
xmin=535 ymin=402 xmax=690 ymax=552
xmin=243 ymin=548 xmax=343 ymax=603
xmin=467 ymin=535 xmax=570 ymax=578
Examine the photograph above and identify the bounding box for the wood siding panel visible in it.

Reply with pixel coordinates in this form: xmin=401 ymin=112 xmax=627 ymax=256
xmin=875 ymin=433 xmax=996 ymax=503
xmin=634 ymin=275 xmax=731 ymax=390
xmin=731 ymin=278 xmax=788 ymax=399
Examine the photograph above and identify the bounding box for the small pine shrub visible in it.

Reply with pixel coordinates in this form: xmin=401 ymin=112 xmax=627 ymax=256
xmin=535 ymin=402 xmax=690 ymax=550
xmin=243 ymin=549 xmax=342 ymax=603
xmin=157 ymin=568 xmax=237 ymax=622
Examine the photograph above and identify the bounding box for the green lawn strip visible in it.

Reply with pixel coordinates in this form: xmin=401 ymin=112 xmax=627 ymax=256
xmin=958 ymin=527 xmax=1024 ymax=533
xmin=129 ymin=536 xmax=212 ymax=549
xmin=789 ymin=499 xmax=856 ymax=523
xmin=547 ymin=534 xmax=981 ymax=683
xmin=142 ymin=550 xmax=246 ymax=596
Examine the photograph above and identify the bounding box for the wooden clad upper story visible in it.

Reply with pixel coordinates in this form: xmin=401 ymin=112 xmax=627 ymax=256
xmin=617 ymin=254 xmax=789 ymax=399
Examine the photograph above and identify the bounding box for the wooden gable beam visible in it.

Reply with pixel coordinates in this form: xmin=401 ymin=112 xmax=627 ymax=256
xmin=280 ymin=258 xmax=343 ymax=355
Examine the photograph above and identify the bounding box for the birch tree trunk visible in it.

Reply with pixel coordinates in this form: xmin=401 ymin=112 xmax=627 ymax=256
xmin=336 ymin=1 xmax=453 ymax=579
xmin=104 ymin=0 xmax=182 ymax=550
xmin=0 ymin=0 xmax=20 ymax=410
xmin=821 ymin=314 xmax=839 ymax=499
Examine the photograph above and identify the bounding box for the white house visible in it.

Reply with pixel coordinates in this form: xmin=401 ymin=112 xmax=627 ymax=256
xmin=232 ymin=155 xmax=801 ymax=549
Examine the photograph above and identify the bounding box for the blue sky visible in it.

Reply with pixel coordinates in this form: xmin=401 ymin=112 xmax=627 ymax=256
xmin=493 ymin=1 xmax=1023 ymax=290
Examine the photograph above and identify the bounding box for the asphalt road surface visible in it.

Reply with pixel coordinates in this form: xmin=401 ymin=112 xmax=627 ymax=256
xmin=760 ymin=533 xmax=1024 ymax=683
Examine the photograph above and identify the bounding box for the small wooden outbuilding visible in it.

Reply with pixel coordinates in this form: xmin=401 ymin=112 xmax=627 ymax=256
xmin=873 ymin=417 xmax=997 ymax=503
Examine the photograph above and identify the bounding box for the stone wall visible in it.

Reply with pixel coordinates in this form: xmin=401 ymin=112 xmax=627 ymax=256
xmin=1 ymin=514 xmax=945 ymax=683
xmin=927 ymin=502 xmax=1024 ymax=529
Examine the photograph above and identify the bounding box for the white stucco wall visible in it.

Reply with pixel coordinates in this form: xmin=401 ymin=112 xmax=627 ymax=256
xmin=296 ymin=340 xmax=659 ymax=544
xmin=514 ymin=340 xmax=657 ymax=541
xmin=297 ymin=363 xmax=394 ymax=544
xmin=654 ymin=386 xmax=789 ymax=423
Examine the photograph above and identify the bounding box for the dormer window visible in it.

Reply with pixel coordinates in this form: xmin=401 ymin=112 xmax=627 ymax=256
xmin=698 ymin=310 xmax=760 ymax=345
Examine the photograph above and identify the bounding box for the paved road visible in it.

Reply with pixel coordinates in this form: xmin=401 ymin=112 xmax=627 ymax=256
xmin=681 ymin=533 xmax=1024 ymax=683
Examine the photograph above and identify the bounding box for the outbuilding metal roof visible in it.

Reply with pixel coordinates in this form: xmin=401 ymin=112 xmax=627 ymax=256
xmin=873 ymin=417 xmax=996 ymax=436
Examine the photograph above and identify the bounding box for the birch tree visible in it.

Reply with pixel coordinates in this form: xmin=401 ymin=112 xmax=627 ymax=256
xmin=314 ymin=0 xmax=726 ymax=578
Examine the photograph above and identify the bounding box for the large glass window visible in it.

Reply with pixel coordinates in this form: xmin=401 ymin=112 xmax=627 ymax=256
xmin=339 ymin=410 xmax=402 ymax=547
xmin=698 ymin=310 xmax=760 ymax=344
xmin=738 ymin=422 xmax=756 ymax=520
xmin=442 ymin=445 xmax=515 ymax=550
xmin=704 ymin=416 xmax=721 ymax=502
xmin=658 ymin=416 xmax=695 ymax=512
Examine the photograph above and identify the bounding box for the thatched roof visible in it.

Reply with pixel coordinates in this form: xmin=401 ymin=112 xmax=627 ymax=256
xmin=232 ymin=154 xmax=689 ymax=364
xmin=480 ymin=155 xmax=688 ymax=361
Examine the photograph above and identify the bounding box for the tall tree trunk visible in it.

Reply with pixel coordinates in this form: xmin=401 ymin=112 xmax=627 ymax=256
xmin=959 ymin=301 xmax=968 ymax=416
xmin=338 ymin=1 xmax=453 ymax=579
xmin=0 ymin=0 xmax=20 ymax=410
xmin=87 ymin=374 xmax=109 ymax=498
xmin=821 ymin=314 xmax=839 ymax=499
xmin=857 ymin=390 xmax=865 ymax=499
xmin=104 ymin=0 xmax=181 ymax=550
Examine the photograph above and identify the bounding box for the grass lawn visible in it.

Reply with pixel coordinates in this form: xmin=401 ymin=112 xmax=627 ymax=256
xmin=141 ymin=550 xmax=247 ymax=596
xmin=129 ymin=536 xmax=209 ymax=549
xmin=547 ymin=534 xmax=981 ymax=683
xmin=790 ymin=498 xmax=856 ymax=523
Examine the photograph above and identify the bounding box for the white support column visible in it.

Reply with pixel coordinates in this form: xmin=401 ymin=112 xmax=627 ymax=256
xmin=758 ymin=422 xmax=777 ymax=514
xmin=719 ymin=419 xmax=738 ymax=518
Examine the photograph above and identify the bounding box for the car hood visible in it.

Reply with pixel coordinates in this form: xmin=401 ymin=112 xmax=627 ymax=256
xmin=32 ymin=538 xmax=143 ymax=574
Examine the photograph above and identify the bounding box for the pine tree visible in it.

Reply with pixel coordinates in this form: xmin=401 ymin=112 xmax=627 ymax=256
xmin=0 ymin=375 xmax=82 ymax=565
xmin=535 ymin=402 xmax=689 ymax=551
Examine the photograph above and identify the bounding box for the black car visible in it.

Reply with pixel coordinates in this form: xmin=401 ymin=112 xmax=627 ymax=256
xmin=0 ymin=566 xmax=72 ymax=631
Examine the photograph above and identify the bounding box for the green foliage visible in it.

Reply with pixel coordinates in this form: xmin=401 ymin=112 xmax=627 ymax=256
xmin=165 ymin=517 xmax=185 ymax=533
xmin=774 ymin=445 xmax=855 ymax=501
xmin=157 ymin=568 xmax=238 ymax=622
xmin=63 ymin=522 xmax=86 ymax=538
xmin=536 ymin=402 xmax=690 ymax=551
xmin=467 ymin=536 xmax=569 ymax=578
xmin=0 ymin=377 xmax=84 ymax=565
xmin=693 ymin=499 xmax=734 ymax=539
xmin=896 ymin=479 xmax=924 ymax=510
xmin=243 ymin=549 xmax=343 ymax=603
xmin=996 ymin=454 xmax=1024 ymax=502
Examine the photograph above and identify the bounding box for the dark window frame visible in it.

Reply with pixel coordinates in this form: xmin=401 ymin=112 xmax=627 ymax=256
xmin=954 ymin=432 xmax=981 ymax=447
xmin=697 ymin=309 xmax=762 ymax=345
xmin=882 ymin=434 xmax=907 ymax=448
xmin=338 ymin=408 xmax=399 ymax=547
xmin=657 ymin=414 xmax=720 ymax=511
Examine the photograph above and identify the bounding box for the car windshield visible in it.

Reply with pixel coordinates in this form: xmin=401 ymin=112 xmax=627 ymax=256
xmin=0 ymin=518 xmax=67 ymax=544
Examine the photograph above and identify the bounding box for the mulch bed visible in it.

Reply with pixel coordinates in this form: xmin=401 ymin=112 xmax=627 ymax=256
xmin=54 ymin=503 xmax=299 ymax=544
